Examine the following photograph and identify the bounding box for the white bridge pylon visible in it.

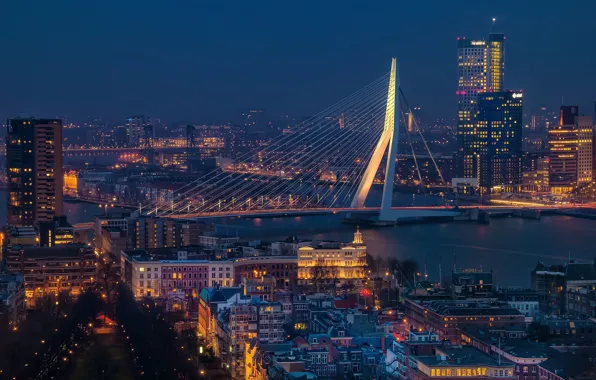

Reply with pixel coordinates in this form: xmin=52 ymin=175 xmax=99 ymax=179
xmin=350 ymin=58 xmax=399 ymax=220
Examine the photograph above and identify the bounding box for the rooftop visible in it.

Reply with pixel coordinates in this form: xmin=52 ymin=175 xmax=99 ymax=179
xmin=121 ymin=247 xmax=218 ymax=263
xmin=565 ymin=261 xmax=596 ymax=282
xmin=423 ymin=300 xmax=523 ymax=317
xmin=460 ymin=326 xmax=552 ymax=359
xmin=543 ymin=319 xmax=596 ymax=329
xmin=10 ymin=243 xmax=91 ymax=259
xmin=539 ymin=349 xmax=596 ymax=379
xmin=416 ymin=346 xmax=514 ymax=368
xmin=199 ymin=287 xmax=243 ymax=303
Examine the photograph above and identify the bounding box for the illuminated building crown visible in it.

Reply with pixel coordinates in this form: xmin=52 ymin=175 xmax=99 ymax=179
xmin=352 ymin=226 xmax=363 ymax=245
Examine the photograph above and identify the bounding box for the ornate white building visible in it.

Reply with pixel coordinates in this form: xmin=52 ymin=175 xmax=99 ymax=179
xmin=297 ymin=227 xmax=367 ymax=287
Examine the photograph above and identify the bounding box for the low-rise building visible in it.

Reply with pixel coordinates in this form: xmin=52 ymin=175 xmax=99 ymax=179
xmin=530 ymin=262 xmax=566 ymax=315
xmin=5 ymin=243 xmax=96 ymax=308
xmin=451 ymin=270 xmax=494 ymax=298
xmin=297 ymin=228 xmax=367 ymax=289
xmin=538 ymin=349 xmax=596 ymax=380
xmin=215 ymin=298 xmax=285 ymax=378
xmin=386 ymin=331 xmax=441 ymax=379
xmin=36 ymin=216 xmax=75 ymax=247
xmin=459 ymin=326 xmax=549 ymax=380
xmin=199 ymin=235 xmax=239 ymax=249
xmin=567 ymin=285 xmax=596 ymax=318
xmin=100 ymin=227 xmax=128 ymax=257
xmin=499 ymin=289 xmax=542 ymax=319
xmin=120 ymin=248 xmax=235 ymax=299
xmin=404 ymin=298 xmax=525 ymax=343
xmin=197 ymin=286 xmax=244 ymax=339
xmin=411 ymin=345 xmax=516 ymax=379
xmin=209 ymin=260 xmax=235 ymax=287
xmin=542 ymin=319 xmax=596 ymax=344
xmin=234 ymin=256 xmax=298 ymax=289
xmin=0 ymin=271 xmax=26 ymax=326
xmin=565 ymin=260 xmax=596 ymax=291
xmin=4 ymin=225 xmax=37 ymax=249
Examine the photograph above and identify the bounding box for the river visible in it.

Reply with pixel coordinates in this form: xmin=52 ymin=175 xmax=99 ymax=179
xmin=1 ymin=189 xmax=594 ymax=287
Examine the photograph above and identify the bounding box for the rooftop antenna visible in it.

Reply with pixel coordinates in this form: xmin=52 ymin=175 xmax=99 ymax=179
xmin=492 ymin=17 xmax=497 ymax=33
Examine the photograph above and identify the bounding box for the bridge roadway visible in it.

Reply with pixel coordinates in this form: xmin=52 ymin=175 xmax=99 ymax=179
xmin=159 ymin=204 xmax=558 ymax=220
xmin=72 ymin=203 xmax=596 ymax=231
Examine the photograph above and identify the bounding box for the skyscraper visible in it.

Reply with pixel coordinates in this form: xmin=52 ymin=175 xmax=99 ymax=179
xmin=7 ymin=118 xmax=63 ymax=226
xmin=476 ymin=91 xmax=523 ymax=192
xmin=456 ymin=32 xmax=505 ymax=179
xmin=126 ymin=115 xmax=150 ymax=146
xmin=548 ymin=106 xmax=593 ymax=194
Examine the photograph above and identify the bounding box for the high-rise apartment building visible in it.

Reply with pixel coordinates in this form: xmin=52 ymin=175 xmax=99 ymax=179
xmin=7 ymin=118 xmax=63 ymax=226
xmin=126 ymin=115 xmax=151 ymax=146
xmin=456 ymin=33 xmax=505 ymax=179
xmin=548 ymin=106 xmax=593 ymax=194
xmin=476 ymin=91 xmax=523 ymax=192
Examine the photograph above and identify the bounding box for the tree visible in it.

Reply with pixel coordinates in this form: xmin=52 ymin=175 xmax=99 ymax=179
xmin=310 ymin=258 xmax=327 ymax=293
xmin=326 ymin=266 xmax=340 ymax=295
xmin=527 ymin=322 xmax=550 ymax=342
xmin=399 ymin=258 xmax=420 ymax=287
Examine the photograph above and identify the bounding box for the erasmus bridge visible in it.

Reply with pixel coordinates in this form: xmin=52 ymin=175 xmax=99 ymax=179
xmin=137 ymin=59 xmax=547 ymax=223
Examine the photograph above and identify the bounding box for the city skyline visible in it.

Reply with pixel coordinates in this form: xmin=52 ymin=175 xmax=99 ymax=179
xmin=0 ymin=2 xmax=595 ymax=124
xmin=1 ymin=3 xmax=596 ymax=380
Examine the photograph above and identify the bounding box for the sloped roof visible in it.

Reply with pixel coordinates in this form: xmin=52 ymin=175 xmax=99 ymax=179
xmin=565 ymin=262 xmax=596 ymax=282
xmin=539 ymin=349 xmax=596 ymax=379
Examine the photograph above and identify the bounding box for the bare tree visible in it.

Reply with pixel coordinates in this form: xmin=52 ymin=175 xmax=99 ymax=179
xmin=310 ymin=258 xmax=327 ymax=293
xmin=326 ymin=266 xmax=340 ymax=295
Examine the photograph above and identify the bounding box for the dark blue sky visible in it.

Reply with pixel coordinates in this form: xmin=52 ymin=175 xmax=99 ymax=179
xmin=1 ymin=1 xmax=595 ymax=124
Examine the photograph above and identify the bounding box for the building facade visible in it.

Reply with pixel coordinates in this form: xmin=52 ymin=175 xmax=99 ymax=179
xmin=120 ymin=249 xmax=235 ymax=298
xmin=297 ymin=229 xmax=367 ymax=288
xmin=456 ymin=33 xmax=505 ymax=179
xmin=126 ymin=115 xmax=150 ymax=146
xmin=0 ymin=272 xmax=26 ymax=326
xmin=476 ymin=91 xmax=523 ymax=192
xmin=404 ymin=298 xmax=525 ymax=343
xmin=567 ymin=286 xmax=596 ymax=318
xmin=5 ymin=244 xmax=96 ymax=308
xmin=7 ymin=118 xmax=63 ymax=226
xmin=548 ymin=106 xmax=593 ymax=194
xmin=234 ymin=256 xmax=298 ymax=289
xmin=521 ymin=157 xmax=550 ymax=192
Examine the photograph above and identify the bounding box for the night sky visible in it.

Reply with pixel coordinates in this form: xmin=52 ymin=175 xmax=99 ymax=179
xmin=1 ymin=1 xmax=595 ymax=124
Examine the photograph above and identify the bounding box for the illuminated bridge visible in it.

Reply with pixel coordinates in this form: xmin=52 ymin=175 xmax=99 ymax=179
xmin=137 ymin=59 xmax=546 ymax=223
